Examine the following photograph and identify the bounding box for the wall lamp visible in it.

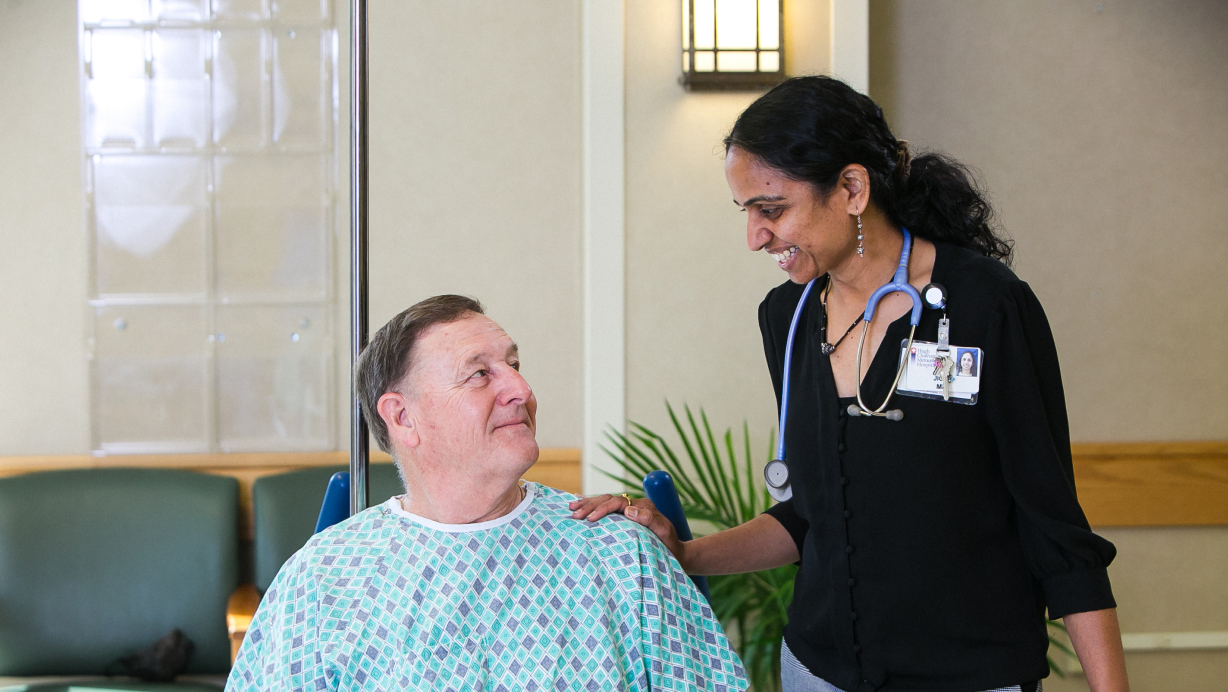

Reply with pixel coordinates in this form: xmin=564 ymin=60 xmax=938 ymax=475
xmin=682 ymin=0 xmax=784 ymax=91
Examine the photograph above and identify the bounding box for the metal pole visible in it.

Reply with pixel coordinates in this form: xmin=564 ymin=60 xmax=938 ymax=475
xmin=349 ymin=0 xmax=370 ymax=515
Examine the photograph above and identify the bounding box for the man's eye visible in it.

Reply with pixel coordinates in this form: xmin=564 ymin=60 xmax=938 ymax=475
xmin=470 ymin=369 xmax=488 ymax=380
xmin=510 ymin=362 xmax=521 ymax=371
xmin=761 ymin=207 xmax=780 ymax=218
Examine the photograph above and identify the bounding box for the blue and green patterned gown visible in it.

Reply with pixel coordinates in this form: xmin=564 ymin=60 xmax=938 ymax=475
xmin=226 ymin=483 xmax=748 ymax=691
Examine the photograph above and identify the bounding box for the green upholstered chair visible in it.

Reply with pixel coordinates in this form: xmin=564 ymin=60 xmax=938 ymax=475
xmin=0 ymin=468 xmax=240 ymax=688
xmin=0 ymin=680 xmax=225 ymax=691
xmin=251 ymin=463 xmax=402 ymax=592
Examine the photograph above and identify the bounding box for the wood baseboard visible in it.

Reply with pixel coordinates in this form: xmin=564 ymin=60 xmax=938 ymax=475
xmin=1 ymin=442 xmax=1224 ymax=529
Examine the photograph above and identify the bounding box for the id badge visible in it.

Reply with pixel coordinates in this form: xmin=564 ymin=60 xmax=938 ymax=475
xmin=897 ymin=340 xmax=983 ymax=404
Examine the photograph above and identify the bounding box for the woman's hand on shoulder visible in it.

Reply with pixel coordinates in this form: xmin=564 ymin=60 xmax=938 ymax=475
xmin=568 ymin=495 xmax=686 ymax=563
xmin=568 ymin=493 xmax=629 ymax=523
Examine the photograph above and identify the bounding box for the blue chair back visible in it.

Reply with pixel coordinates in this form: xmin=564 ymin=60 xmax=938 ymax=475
xmin=315 ymin=471 xmax=351 ymax=533
xmin=642 ymin=471 xmax=711 ymax=601
xmin=254 ymin=463 xmax=402 ymax=592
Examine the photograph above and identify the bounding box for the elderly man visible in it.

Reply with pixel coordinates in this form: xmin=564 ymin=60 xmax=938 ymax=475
xmin=227 ymin=295 xmax=747 ymax=691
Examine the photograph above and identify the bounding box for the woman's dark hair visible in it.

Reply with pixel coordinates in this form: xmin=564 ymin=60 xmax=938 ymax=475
xmin=725 ymin=76 xmax=1013 ymax=264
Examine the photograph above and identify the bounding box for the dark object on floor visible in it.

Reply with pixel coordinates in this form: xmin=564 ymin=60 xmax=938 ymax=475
xmin=107 ymin=629 xmax=195 ymax=682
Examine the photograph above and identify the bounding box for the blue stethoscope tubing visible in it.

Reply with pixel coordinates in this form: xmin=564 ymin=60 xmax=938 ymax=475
xmin=765 ymin=228 xmax=924 ymax=501
xmin=851 ymin=228 xmax=921 ymax=420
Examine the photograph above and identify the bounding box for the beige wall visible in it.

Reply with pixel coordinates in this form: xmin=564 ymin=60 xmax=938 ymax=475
xmin=870 ymin=2 xmax=1228 ymax=688
xmin=364 ymin=0 xmax=582 ymax=448
xmin=870 ymin=0 xmax=1228 ymax=442
xmin=0 ymin=0 xmax=89 ymax=455
xmin=3 ymin=4 xmax=1221 ymax=453
xmin=0 ymin=0 xmax=583 ymax=454
xmin=623 ymin=0 xmax=831 ymax=455
xmin=1077 ymin=527 xmax=1228 ymax=690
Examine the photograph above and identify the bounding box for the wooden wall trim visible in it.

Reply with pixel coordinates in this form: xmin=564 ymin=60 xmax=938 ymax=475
xmin=1071 ymin=442 xmax=1228 ymax=527
xmin=0 ymin=447 xmax=581 ymax=472
xmin=1072 ymin=441 xmax=1228 ymax=459
xmin=0 ymin=449 xmax=582 ymax=541
xmin=1 ymin=443 xmax=1225 ymax=528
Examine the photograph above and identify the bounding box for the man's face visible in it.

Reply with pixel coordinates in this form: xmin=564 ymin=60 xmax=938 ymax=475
xmin=401 ymin=314 xmax=539 ymax=478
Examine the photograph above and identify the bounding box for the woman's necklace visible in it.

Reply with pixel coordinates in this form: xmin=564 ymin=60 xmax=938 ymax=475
xmin=820 ymin=276 xmax=864 ymax=355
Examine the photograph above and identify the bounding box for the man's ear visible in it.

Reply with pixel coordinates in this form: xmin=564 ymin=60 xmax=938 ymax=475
xmin=377 ymin=391 xmax=421 ymax=449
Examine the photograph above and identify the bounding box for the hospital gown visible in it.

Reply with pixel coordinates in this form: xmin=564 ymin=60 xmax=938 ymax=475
xmin=227 ymin=483 xmax=748 ymax=691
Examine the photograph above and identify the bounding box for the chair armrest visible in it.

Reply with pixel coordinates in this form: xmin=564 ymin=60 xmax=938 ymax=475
xmin=227 ymin=583 xmax=261 ymax=664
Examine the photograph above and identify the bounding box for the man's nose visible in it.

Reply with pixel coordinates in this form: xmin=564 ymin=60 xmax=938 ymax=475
xmin=497 ymin=366 xmax=533 ymax=405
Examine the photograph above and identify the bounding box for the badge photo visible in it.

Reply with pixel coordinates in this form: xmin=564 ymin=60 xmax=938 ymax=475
xmin=897 ymin=340 xmax=984 ymax=404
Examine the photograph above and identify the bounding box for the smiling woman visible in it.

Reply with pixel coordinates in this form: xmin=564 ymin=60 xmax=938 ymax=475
xmin=574 ymin=76 xmax=1131 ymax=692
xmin=728 ymin=78 xmax=1125 ymax=692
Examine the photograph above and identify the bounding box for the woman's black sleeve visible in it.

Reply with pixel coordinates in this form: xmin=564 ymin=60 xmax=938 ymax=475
xmin=983 ymin=281 xmax=1117 ymax=619
xmin=758 ymin=293 xmax=809 ymax=557
xmin=764 ymin=500 xmax=809 ymax=559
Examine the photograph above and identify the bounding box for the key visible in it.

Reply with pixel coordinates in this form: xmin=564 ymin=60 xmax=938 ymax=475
xmin=933 ymin=354 xmax=955 ymax=401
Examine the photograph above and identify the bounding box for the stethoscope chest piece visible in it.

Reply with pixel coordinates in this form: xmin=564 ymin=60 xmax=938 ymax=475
xmin=764 ymin=459 xmax=792 ymax=502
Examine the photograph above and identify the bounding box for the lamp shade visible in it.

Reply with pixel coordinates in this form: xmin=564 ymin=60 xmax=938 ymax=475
xmin=682 ymin=0 xmax=784 ymax=90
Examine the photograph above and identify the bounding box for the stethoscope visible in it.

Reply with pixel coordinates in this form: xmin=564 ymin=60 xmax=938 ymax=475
xmin=764 ymin=228 xmax=947 ymax=502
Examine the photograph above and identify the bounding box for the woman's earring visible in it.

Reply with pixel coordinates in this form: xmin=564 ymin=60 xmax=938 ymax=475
xmin=856 ymin=215 xmax=865 ymax=257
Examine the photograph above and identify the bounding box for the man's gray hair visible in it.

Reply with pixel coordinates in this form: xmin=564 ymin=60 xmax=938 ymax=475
xmin=356 ymin=294 xmax=485 ymax=452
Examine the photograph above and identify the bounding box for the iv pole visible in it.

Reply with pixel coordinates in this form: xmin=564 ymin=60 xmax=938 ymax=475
xmin=348 ymin=0 xmax=370 ymax=515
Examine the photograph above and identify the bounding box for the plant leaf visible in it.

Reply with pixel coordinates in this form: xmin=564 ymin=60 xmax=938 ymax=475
xmin=725 ymin=428 xmax=751 ymax=521
xmin=700 ymin=408 xmax=740 ymax=526
xmin=674 ymin=403 xmax=723 ymax=512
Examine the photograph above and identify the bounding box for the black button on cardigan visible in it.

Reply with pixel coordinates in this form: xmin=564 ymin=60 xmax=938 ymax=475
xmin=761 ymin=243 xmax=1116 ymax=692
